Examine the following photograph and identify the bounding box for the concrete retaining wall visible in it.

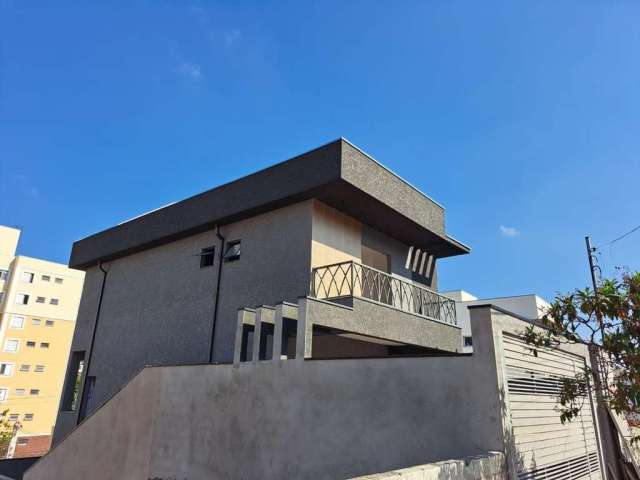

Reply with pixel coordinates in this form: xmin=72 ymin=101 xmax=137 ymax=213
xmin=350 ymin=452 xmax=506 ymax=480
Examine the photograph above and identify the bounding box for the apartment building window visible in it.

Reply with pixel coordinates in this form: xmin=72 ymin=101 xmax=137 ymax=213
xmin=9 ymin=315 xmax=25 ymax=329
xmin=45 ymin=320 xmax=54 ymax=327
xmin=23 ymin=414 xmax=33 ymax=421
xmin=26 ymin=341 xmax=36 ymax=348
xmin=3 ymin=339 xmax=19 ymax=353
xmin=55 ymin=277 xmax=63 ymax=284
xmin=62 ymin=351 xmax=85 ymax=412
xmin=40 ymin=342 xmax=50 ymax=349
xmin=15 ymin=389 xmax=25 ymax=396
xmin=16 ymin=438 xmax=27 ymax=445
xmin=20 ymin=365 xmax=30 ymax=372
xmin=200 ymin=247 xmax=215 ymax=268
xmin=0 ymin=389 xmax=8 ymax=402
xmin=0 ymin=270 xmax=8 ymax=281
xmin=35 ymin=365 xmax=45 ymax=373
xmin=15 ymin=294 xmax=29 ymax=305
xmin=29 ymin=389 xmax=39 ymax=396
xmin=49 ymin=298 xmax=59 ymax=305
xmin=36 ymin=296 xmax=46 ymax=304
xmin=9 ymin=414 xmax=19 ymax=422
xmin=21 ymin=272 xmax=34 ymax=283
xmin=41 ymin=275 xmax=50 ymax=282
xmin=31 ymin=318 xmax=41 ymax=326
xmin=0 ymin=364 xmax=14 ymax=376
xmin=224 ymin=240 xmax=241 ymax=261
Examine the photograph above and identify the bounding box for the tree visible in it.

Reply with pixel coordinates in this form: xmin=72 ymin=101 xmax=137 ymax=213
xmin=0 ymin=409 xmax=22 ymax=458
xmin=522 ymin=271 xmax=640 ymax=443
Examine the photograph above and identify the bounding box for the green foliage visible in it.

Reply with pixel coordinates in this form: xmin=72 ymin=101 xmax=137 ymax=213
xmin=523 ymin=271 xmax=640 ymax=443
xmin=0 ymin=409 xmax=21 ymax=459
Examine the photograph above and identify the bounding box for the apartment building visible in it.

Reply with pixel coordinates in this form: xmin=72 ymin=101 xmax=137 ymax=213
xmin=0 ymin=226 xmax=84 ymax=458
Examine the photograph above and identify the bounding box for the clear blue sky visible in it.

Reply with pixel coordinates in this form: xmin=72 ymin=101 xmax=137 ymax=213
xmin=1 ymin=1 xmax=639 ymax=301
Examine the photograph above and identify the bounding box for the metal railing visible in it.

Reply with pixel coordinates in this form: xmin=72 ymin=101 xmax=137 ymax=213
xmin=310 ymin=261 xmax=457 ymax=326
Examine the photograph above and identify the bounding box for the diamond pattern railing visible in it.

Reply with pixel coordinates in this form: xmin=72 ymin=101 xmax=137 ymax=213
xmin=310 ymin=261 xmax=457 ymax=326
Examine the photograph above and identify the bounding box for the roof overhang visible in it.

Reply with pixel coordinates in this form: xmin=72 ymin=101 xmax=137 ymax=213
xmin=69 ymin=138 xmax=470 ymax=269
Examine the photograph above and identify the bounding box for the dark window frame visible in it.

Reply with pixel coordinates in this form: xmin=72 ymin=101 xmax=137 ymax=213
xmin=200 ymin=247 xmax=215 ymax=268
xmin=224 ymin=240 xmax=241 ymax=262
xmin=61 ymin=351 xmax=85 ymax=412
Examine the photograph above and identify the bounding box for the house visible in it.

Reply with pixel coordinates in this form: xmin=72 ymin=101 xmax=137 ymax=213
xmin=26 ymin=140 xmax=607 ymax=480
xmin=0 ymin=226 xmax=85 ymax=458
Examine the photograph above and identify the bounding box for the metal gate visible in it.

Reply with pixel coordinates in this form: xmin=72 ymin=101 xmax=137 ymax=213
xmin=502 ymin=334 xmax=603 ymax=480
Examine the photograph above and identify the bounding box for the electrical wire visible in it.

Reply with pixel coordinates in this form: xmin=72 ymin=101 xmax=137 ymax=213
xmin=597 ymin=224 xmax=640 ymax=248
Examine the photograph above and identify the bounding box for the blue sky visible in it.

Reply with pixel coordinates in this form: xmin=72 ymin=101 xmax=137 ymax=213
xmin=1 ymin=1 xmax=639 ymax=301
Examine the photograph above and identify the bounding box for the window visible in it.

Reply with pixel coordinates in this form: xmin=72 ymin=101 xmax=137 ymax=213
xmin=35 ymin=365 xmax=45 ymax=373
xmin=21 ymin=272 xmax=34 ymax=283
xmin=15 ymin=389 xmax=25 ymax=396
xmin=15 ymin=294 xmax=29 ymax=305
xmin=26 ymin=341 xmax=36 ymax=348
xmin=49 ymin=298 xmax=59 ymax=305
xmin=9 ymin=315 xmax=25 ymax=329
xmin=55 ymin=277 xmax=63 ymax=284
xmin=31 ymin=318 xmax=41 ymax=326
xmin=224 ymin=240 xmax=241 ymax=261
xmin=41 ymin=275 xmax=50 ymax=282
xmin=19 ymin=365 xmax=30 ymax=373
xmin=0 ymin=389 xmax=8 ymax=402
xmin=40 ymin=342 xmax=50 ymax=349
xmin=36 ymin=296 xmax=45 ymax=304
xmin=4 ymin=339 xmax=19 ymax=353
xmin=17 ymin=438 xmax=28 ymax=445
xmin=23 ymin=414 xmax=33 ymax=421
xmin=0 ymin=364 xmax=14 ymax=376
xmin=29 ymin=389 xmax=39 ymax=396
xmin=45 ymin=320 xmax=54 ymax=327
xmin=464 ymin=336 xmax=473 ymax=347
xmin=62 ymin=351 xmax=85 ymax=412
xmin=200 ymin=247 xmax=215 ymax=268
xmin=79 ymin=376 xmax=96 ymax=421
xmin=0 ymin=270 xmax=8 ymax=281
xmin=9 ymin=414 xmax=19 ymax=422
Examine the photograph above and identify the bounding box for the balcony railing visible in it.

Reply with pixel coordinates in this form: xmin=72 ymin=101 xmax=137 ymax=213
xmin=310 ymin=261 xmax=457 ymax=326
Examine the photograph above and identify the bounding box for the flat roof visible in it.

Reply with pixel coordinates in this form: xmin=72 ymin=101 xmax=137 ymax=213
xmin=69 ymin=139 xmax=470 ymax=269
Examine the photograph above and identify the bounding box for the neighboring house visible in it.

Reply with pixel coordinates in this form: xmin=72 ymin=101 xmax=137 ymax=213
xmin=26 ymin=140 xmax=608 ymax=480
xmin=442 ymin=291 xmax=550 ymax=353
xmin=0 ymin=226 xmax=85 ymax=458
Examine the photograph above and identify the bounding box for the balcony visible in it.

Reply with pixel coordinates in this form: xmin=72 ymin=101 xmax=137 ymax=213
xmin=310 ymin=261 xmax=457 ymax=326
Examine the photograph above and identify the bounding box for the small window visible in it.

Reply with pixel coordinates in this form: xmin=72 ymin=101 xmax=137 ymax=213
xmin=29 ymin=389 xmax=39 ymax=396
xmin=224 ymin=240 xmax=241 ymax=262
xmin=0 ymin=389 xmax=7 ymax=401
xmin=19 ymin=365 xmax=30 ymax=372
xmin=9 ymin=414 xmax=20 ymax=422
xmin=16 ymin=438 xmax=28 ymax=445
xmin=0 ymin=270 xmax=8 ymax=281
xmin=200 ymin=247 xmax=215 ymax=268
xmin=31 ymin=318 xmax=41 ymax=326
xmin=23 ymin=413 xmax=33 ymax=421
xmin=36 ymin=296 xmax=45 ymax=304
xmin=463 ymin=336 xmax=473 ymax=347
xmin=41 ymin=275 xmax=50 ymax=282
xmin=0 ymin=364 xmax=14 ymax=376
xmin=9 ymin=315 xmax=25 ymax=329
xmin=21 ymin=272 xmax=34 ymax=283
xmin=26 ymin=341 xmax=36 ymax=348
xmin=14 ymin=389 xmax=25 ymax=396
xmin=15 ymin=294 xmax=29 ymax=305
xmin=49 ymin=298 xmax=59 ymax=305
xmin=45 ymin=320 xmax=54 ymax=327
xmin=4 ymin=340 xmax=19 ymax=353
xmin=34 ymin=365 xmax=45 ymax=373
xmin=40 ymin=342 xmax=50 ymax=349
xmin=55 ymin=277 xmax=63 ymax=284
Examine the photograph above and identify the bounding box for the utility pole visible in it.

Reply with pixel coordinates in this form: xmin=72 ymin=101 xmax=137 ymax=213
xmin=585 ymin=236 xmax=625 ymax=480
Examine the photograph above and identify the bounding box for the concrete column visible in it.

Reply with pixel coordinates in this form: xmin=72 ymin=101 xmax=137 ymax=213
xmin=272 ymin=304 xmax=284 ymax=362
xmin=233 ymin=310 xmax=245 ymax=366
xmin=295 ymin=297 xmax=313 ymax=360
xmin=252 ymin=309 xmax=263 ymax=363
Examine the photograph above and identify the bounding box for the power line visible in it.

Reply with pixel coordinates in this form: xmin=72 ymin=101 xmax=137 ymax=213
xmin=597 ymin=224 xmax=640 ymax=249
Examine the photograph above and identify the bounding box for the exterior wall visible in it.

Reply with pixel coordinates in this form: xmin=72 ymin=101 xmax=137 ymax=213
xmin=13 ymin=435 xmax=52 ymax=459
xmin=311 ymin=201 xmax=362 ymax=268
xmin=0 ymin=228 xmax=84 ymax=451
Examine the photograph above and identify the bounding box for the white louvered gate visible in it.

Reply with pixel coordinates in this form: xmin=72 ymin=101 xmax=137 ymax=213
xmin=502 ymin=334 xmax=603 ymax=480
